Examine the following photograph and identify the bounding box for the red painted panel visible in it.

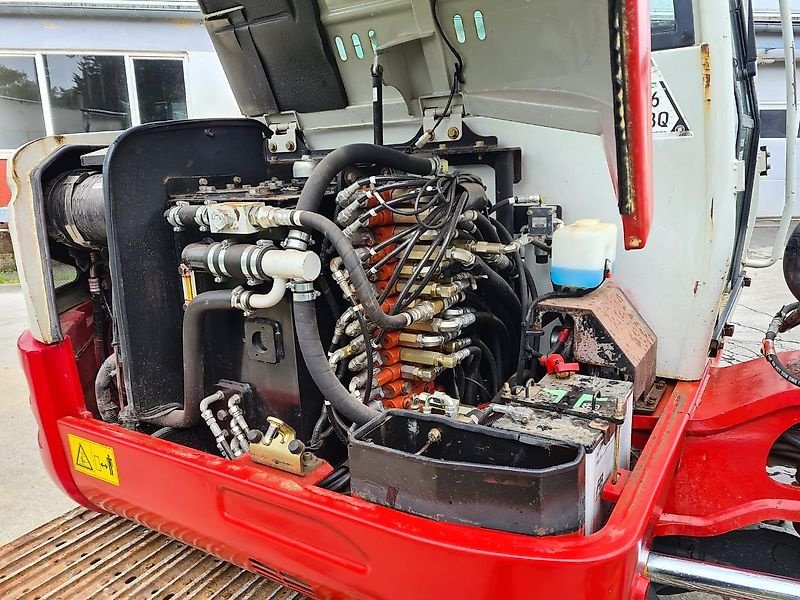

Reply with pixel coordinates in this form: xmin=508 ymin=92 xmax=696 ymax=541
xmin=19 ymin=329 xmax=707 ymax=599
xmin=621 ymin=0 xmax=654 ymax=250
xmin=0 ymin=158 xmax=10 ymax=209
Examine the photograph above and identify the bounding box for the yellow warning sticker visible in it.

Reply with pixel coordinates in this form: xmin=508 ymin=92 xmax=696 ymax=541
xmin=68 ymin=434 xmax=120 ymax=486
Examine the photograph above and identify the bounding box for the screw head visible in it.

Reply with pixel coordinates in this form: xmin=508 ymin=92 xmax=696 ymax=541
xmin=233 ymin=176 xmax=242 ymax=184
xmin=198 ymin=178 xmax=208 ymax=186
xmin=268 ymin=142 xmax=277 ymax=152
xmin=285 ymin=141 xmax=296 ymax=152
xmin=447 ymin=126 xmax=459 ymax=139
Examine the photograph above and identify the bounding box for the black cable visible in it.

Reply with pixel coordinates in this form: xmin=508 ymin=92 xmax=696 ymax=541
xmin=432 ymin=0 xmax=464 ymax=81
xmin=355 ymin=309 xmax=374 ymax=404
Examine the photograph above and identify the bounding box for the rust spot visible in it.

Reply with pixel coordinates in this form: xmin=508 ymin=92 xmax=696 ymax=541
xmin=54 ymin=135 xmax=66 ymax=144
xmin=700 ymin=44 xmax=712 ymax=107
xmin=693 ymin=281 xmax=700 ymax=295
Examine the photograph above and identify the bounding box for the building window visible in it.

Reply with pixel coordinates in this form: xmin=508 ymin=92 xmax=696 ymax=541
xmin=760 ymin=109 xmax=790 ymax=139
xmin=0 ymin=52 xmax=188 ymax=151
xmin=0 ymin=55 xmax=46 ymax=149
xmin=45 ymin=54 xmax=131 ymax=134
xmin=651 ymin=0 xmax=694 ymax=51
xmin=133 ymin=58 xmax=187 ymax=123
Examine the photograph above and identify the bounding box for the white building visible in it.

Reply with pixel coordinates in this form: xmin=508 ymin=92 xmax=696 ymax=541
xmin=0 ymin=0 xmax=240 ymax=219
xmin=753 ymin=0 xmax=800 ymax=217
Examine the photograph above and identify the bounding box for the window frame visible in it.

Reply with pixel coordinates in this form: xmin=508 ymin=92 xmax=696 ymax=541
xmin=651 ymin=0 xmax=696 ymax=52
xmin=0 ymin=49 xmax=189 ymax=152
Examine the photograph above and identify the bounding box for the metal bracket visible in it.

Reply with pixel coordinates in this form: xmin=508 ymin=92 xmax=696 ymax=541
xmin=420 ymin=100 xmax=464 ymax=145
xmin=267 ymin=113 xmax=299 ymax=153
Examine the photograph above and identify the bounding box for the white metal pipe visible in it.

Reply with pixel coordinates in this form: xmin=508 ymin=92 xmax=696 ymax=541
xmin=261 ymin=250 xmax=321 ymax=282
xmin=646 ymin=552 xmax=800 ymax=599
xmin=745 ymin=0 xmax=797 ymax=268
xmin=245 ymin=278 xmax=288 ymax=310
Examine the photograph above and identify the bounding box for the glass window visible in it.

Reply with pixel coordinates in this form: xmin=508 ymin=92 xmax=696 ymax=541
xmin=651 ymin=0 xmax=694 ymax=51
xmin=45 ymin=54 xmax=130 ymax=134
xmin=0 ymin=56 xmax=46 ymax=149
xmin=760 ymin=109 xmax=791 ymax=139
xmin=133 ymin=58 xmax=188 ymax=123
xmin=52 ymin=259 xmax=79 ymax=290
xmin=651 ymin=0 xmax=677 ymax=32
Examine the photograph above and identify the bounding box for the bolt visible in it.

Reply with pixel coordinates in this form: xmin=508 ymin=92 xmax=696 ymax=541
xmin=427 ymin=428 xmax=442 ymax=444
xmin=344 ymin=170 xmax=358 ymax=184
xmin=216 ymin=409 xmax=228 ymax=421
xmin=233 ymin=176 xmax=242 ymax=184
xmin=198 ymin=178 xmax=208 ymax=186
xmin=268 ymin=142 xmax=278 ymax=152
xmin=447 ymin=126 xmax=459 ymax=139
xmin=285 ymin=141 xmax=296 ymax=152
xmin=475 ymin=140 xmax=486 ymax=147
xmin=743 ymin=276 xmax=752 ymax=287
xmin=723 ymin=323 xmax=735 ymax=337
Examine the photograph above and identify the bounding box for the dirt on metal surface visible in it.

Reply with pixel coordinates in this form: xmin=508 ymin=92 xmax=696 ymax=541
xmin=0 ymin=508 xmax=302 ymax=600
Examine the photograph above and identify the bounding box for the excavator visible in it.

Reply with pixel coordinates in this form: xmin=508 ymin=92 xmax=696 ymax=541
xmin=3 ymin=0 xmax=800 ymax=598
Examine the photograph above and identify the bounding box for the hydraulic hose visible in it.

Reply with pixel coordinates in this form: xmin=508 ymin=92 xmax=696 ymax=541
xmin=95 ymin=353 xmax=119 ymax=422
xmin=474 ymin=213 xmax=501 ymax=244
xmin=145 ymin=290 xmax=234 ymax=428
xmin=461 ymin=346 xmax=483 ymax=403
xmin=471 ymin=256 xmax=522 ymax=320
xmin=764 ymin=302 xmax=800 ymax=387
xmin=473 ymin=338 xmax=500 ymax=395
xmin=474 ymin=311 xmax=512 ymax=375
xmin=293 ymin=210 xmax=410 ymax=330
xmin=295 ymin=143 xmax=437 ymax=213
xmin=294 ymin=298 xmax=380 ymax=426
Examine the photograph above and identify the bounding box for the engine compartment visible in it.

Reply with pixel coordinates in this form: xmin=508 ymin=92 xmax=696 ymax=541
xmin=33 ymin=118 xmax=656 ymax=537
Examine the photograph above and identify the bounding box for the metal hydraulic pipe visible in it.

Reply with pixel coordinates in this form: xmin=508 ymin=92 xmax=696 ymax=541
xmin=645 ymin=552 xmax=800 ymax=600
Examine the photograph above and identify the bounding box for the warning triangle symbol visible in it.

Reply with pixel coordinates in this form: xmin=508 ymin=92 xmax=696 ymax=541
xmin=76 ymin=445 xmax=93 ymax=471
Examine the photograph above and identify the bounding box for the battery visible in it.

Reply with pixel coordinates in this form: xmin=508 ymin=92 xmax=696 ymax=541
xmin=491 ymin=374 xmax=633 ymax=533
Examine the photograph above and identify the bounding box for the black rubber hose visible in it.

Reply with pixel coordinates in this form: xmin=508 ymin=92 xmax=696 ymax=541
xmin=462 ymin=181 xmax=489 ymax=211
xmin=145 ymin=290 xmax=234 ymax=428
xmin=294 ymin=299 xmax=380 ymax=426
xmin=295 ymin=144 xmax=435 ymax=213
xmin=294 ymin=210 xmax=409 ymax=330
xmin=95 ymin=353 xmax=119 ymax=422
xmin=474 ymin=213 xmax=501 ymax=244
xmin=764 ymin=302 xmax=800 ymax=387
xmin=474 ymin=311 xmax=512 ymax=375
xmin=471 ymin=256 xmax=522 ymax=320
xmin=473 ymin=338 xmax=500 ymax=395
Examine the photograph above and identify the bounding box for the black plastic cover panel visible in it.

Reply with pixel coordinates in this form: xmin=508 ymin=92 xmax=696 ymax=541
xmin=104 ymin=119 xmax=271 ymax=415
xmin=200 ymin=0 xmax=347 ymax=116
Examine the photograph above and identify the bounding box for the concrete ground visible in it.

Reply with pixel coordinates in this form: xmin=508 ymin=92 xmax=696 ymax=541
xmin=0 ymin=226 xmax=796 ymax=598
xmin=0 ymin=286 xmax=76 ymax=544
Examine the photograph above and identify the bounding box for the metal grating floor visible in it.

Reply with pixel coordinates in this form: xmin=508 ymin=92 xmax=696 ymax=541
xmin=0 ymin=508 xmax=302 ymax=599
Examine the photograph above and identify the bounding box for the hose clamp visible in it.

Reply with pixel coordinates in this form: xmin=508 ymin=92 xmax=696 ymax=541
xmin=291 ymin=281 xmax=319 ymax=302
xmin=284 ymin=229 xmax=312 ymax=251
xmin=230 ymin=286 xmax=250 ymax=311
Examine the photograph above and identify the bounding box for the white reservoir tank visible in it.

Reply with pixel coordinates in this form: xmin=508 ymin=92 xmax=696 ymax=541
xmin=550 ymin=219 xmax=617 ymax=289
